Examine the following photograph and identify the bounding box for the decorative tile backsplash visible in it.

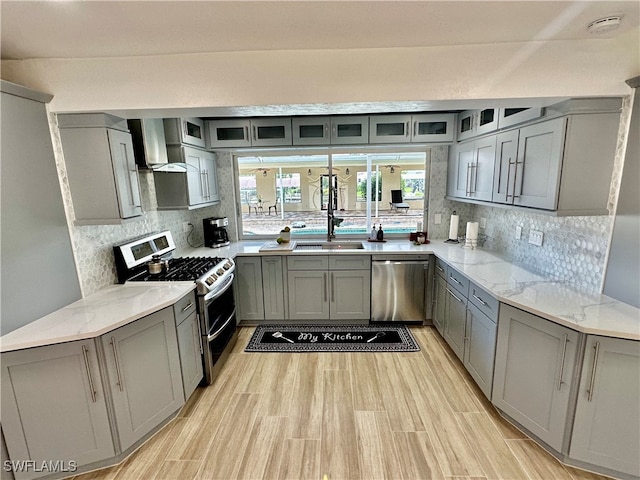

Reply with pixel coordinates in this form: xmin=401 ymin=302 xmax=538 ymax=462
xmin=49 ymin=95 xmax=632 ymax=297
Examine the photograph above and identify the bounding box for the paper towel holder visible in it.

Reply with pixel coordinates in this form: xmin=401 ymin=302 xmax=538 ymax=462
xmin=445 ymin=210 xmax=460 ymax=243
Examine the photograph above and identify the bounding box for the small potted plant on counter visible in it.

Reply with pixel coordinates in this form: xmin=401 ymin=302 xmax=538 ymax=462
xmin=277 ymin=226 xmax=291 ymax=244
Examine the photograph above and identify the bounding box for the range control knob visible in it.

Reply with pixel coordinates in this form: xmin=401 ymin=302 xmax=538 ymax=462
xmin=206 ymin=276 xmax=215 ymax=285
xmin=217 ymin=269 xmax=224 ymax=276
xmin=223 ymin=263 xmax=231 ymax=270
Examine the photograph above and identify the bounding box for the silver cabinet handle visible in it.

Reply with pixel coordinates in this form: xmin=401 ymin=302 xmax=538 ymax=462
xmin=325 ymin=123 xmax=330 ymax=138
xmin=405 ymin=121 xmax=410 ymax=137
xmin=413 ymin=120 xmax=417 ymax=137
xmin=252 ymin=125 xmax=257 ymax=141
xmin=82 ymin=345 xmax=97 ymax=403
xmin=505 ymin=158 xmax=514 ymax=199
xmin=110 ymin=337 xmax=124 ymax=392
xmin=512 ymin=160 xmax=523 ymax=199
xmin=470 ymin=163 xmax=478 ymax=194
xmin=557 ymin=333 xmax=569 ymax=390
xmin=323 ymin=273 xmax=328 ymax=302
xmin=587 ymin=341 xmax=601 ymax=402
xmin=244 ymin=126 xmax=249 ymax=141
xmin=181 ymin=302 xmax=194 ymax=312
xmin=472 ymin=293 xmax=487 ymax=306
xmin=436 ymin=264 xmax=444 ymax=272
xmin=449 ymin=275 xmax=462 ymax=286
xmin=331 ymin=272 xmax=335 ymax=302
xmin=465 ymin=163 xmax=472 ymax=196
xmin=446 ymin=288 xmax=463 ymax=303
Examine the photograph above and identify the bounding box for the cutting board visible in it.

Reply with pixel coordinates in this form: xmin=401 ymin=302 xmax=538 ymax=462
xmin=258 ymin=241 xmax=297 ymax=252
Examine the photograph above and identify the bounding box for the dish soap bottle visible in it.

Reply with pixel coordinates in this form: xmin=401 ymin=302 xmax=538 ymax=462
xmin=376 ymin=224 xmax=384 ymax=241
xmin=370 ymin=224 xmax=377 ymax=240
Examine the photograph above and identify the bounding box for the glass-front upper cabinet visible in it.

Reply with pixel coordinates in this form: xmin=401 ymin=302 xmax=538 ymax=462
xmin=412 ymin=114 xmax=456 ymax=143
xmin=292 ymin=117 xmax=330 ymax=145
xmin=369 ymin=115 xmax=412 ymax=143
xmin=164 ymin=117 xmax=206 ymax=148
xmin=457 ymin=109 xmax=498 ymax=141
xmin=497 ymin=107 xmax=543 ymax=129
xmin=207 ymin=118 xmax=292 ymax=148
xmin=250 ymin=118 xmax=292 ymax=147
xmin=331 ymin=116 xmax=370 ymax=145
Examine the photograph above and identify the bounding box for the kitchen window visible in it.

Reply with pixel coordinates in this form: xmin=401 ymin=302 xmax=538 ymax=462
xmin=235 ymin=150 xmax=427 ymax=238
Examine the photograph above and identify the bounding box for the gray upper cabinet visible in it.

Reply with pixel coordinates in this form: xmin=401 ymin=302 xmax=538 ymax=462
xmin=154 ymin=146 xmax=219 ymax=209
xmin=206 ymin=118 xmax=292 ymax=148
xmin=448 ymin=135 xmax=496 ymax=201
xmin=497 ymin=107 xmax=542 ymax=129
xmin=368 ymin=115 xmax=412 ymax=143
xmin=1 ymin=340 xmax=114 ymax=480
xmin=58 ymin=113 xmax=143 ymax=224
xmin=370 ymin=114 xmax=455 ymax=143
xmin=492 ymin=129 xmax=520 ymax=204
xmin=101 ymin=307 xmax=184 ymax=452
xmin=292 ymin=116 xmax=371 ymax=145
xmin=492 ymin=304 xmax=580 ymax=452
xmin=411 ymin=113 xmax=456 ymax=143
xmin=569 ymin=335 xmax=640 ymax=478
xmin=457 ymin=108 xmax=499 ymax=141
xmin=163 ymin=117 xmax=206 ymax=148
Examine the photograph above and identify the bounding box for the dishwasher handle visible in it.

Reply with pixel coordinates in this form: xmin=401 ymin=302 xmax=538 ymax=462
xmin=372 ymin=260 xmax=431 ymax=266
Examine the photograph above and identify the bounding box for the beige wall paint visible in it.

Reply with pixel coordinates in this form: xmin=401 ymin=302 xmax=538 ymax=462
xmin=2 ymin=31 xmax=638 ymax=115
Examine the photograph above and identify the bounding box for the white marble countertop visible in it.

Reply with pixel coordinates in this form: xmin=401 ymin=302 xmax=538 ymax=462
xmin=2 ymin=238 xmax=637 ymax=354
xmin=0 ymin=283 xmax=195 ymax=353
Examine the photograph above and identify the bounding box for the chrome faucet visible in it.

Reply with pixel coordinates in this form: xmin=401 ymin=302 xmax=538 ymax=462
xmin=326 ymin=184 xmax=343 ymax=240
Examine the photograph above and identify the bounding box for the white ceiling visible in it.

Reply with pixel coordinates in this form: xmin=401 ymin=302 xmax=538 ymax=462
xmin=2 ymin=1 xmax=639 ymax=60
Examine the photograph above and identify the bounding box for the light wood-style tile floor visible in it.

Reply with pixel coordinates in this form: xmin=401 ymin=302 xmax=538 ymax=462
xmin=72 ymin=327 xmax=613 ymax=480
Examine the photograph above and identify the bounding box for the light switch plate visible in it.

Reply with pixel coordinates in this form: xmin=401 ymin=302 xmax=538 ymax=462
xmin=529 ymin=229 xmax=544 ymax=246
xmin=515 ymin=225 xmax=522 ymax=240
xmin=479 ymin=217 xmax=487 ymax=229
xmin=434 ymin=214 xmax=442 ymax=225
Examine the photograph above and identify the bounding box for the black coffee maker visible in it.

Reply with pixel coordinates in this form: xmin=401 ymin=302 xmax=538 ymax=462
xmin=203 ymin=217 xmax=230 ymax=248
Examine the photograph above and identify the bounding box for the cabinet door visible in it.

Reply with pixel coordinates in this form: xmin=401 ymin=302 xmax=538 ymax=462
xmin=469 ymin=135 xmax=496 ymax=202
xmin=184 ymin=147 xmax=207 ymax=206
xmin=330 ymin=270 xmax=371 ymax=321
xmin=432 ymin=274 xmax=447 ymax=336
xmin=176 ymin=311 xmax=203 ymax=400
xmin=464 ymin=303 xmax=497 ymax=399
xmin=475 ymin=108 xmax=499 ymax=136
xmin=102 ymin=307 xmax=184 ymax=451
xmin=457 ymin=110 xmax=476 ymax=141
xmin=292 ymin=117 xmax=330 ymax=145
xmin=492 ymin=129 xmax=520 ymax=204
xmin=262 ymin=256 xmax=286 ymax=320
xmin=164 ymin=118 xmax=205 ymax=148
xmin=235 ymin=257 xmax=265 ymax=322
xmin=570 ymin=336 xmax=640 ymax=477
xmin=107 ymin=129 xmax=143 ymax=219
xmin=287 ymin=270 xmax=329 ymax=320
xmin=369 ymin=115 xmax=411 ymax=143
xmin=201 ymin=152 xmax=219 ymax=203
xmin=412 ymin=114 xmax=456 ymax=143
xmin=206 ymin=119 xmax=252 ymax=148
xmin=492 ymin=304 xmax=579 ymax=451
xmin=447 ymin=141 xmax=475 ymax=198
xmin=1 ymin=340 xmax=114 ymax=479
xmin=498 ymin=107 xmax=542 ymax=129
xmin=513 ymin=117 xmax=565 ymax=210
xmin=330 ymin=116 xmax=369 ymax=144
xmin=250 ymin=118 xmax=292 ymax=147
xmin=443 ymin=286 xmax=467 ymax=361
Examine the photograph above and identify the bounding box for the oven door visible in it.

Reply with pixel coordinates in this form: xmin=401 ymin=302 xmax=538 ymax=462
xmin=199 ymin=273 xmax=237 ymax=385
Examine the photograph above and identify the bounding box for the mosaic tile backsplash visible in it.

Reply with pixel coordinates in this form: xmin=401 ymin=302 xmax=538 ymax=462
xmin=49 ymin=95 xmax=631 ymax=297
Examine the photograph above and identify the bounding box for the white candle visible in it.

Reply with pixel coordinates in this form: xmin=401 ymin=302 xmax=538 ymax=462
xmin=448 ymin=214 xmax=459 ymax=240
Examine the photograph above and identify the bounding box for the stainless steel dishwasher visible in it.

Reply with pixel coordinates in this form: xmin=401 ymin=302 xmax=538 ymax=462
xmin=371 ymin=254 xmax=433 ymax=324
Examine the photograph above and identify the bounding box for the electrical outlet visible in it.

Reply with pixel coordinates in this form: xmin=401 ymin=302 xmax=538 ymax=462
xmin=434 ymin=214 xmax=442 ymax=225
xmin=182 ymin=222 xmax=190 ymax=233
xmin=479 ymin=217 xmax=487 ymax=229
xmin=515 ymin=225 xmax=522 ymax=240
xmin=529 ymin=229 xmax=544 ymax=246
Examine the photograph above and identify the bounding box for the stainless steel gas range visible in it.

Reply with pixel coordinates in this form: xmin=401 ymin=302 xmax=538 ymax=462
xmin=114 ymin=230 xmax=237 ymax=385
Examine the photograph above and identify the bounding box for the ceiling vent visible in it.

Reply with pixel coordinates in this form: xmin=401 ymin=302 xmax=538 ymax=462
xmin=587 ymin=15 xmax=624 ymax=35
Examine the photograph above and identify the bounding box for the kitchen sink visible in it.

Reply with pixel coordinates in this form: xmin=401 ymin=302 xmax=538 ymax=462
xmin=295 ymin=241 xmax=365 ymax=250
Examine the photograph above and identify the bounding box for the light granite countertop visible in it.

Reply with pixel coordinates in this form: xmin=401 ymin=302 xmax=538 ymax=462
xmin=2 ymin=239 xmax=638 ymax=353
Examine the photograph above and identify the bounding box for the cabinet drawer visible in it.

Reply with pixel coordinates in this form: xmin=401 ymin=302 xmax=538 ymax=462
xmin=287 ymin=256 xmax=329 ymax=271
xmin=469 ymin=282 xmax=499 ymax=323
xmin=447 ymin=268 xmax=469 ymax=297
xmin=329 ymin=255 xmax=371 ymax=270
xmin=173 ymin=291 xmax=197 ymax=325
xmin=434 ymin=257 xmax=448 ymax=278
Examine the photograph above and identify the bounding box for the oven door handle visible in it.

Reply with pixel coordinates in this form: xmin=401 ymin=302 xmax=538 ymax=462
xmin=203 ymin=273 xmax=235 ymax=302
xmin=206 ymin=309 xmax=236 ymax=342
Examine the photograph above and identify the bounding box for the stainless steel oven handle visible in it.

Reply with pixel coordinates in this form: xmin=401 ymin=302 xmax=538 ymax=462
xmin=207 ymin=309 xmax=236 ymax=342
xmin=203 ymin=273 xmax=235 ymax=302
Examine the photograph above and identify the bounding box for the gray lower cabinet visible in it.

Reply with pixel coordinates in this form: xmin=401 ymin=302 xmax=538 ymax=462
xmin=432 ymin=273 xmax=447 ymax=336
xmin=287 ymin=255 xmax=370 ymax=322
xmin=443 ymin=286 xmax=467 ymax=360
xmin=235 ymin=256 xmax=286 ymax=322
xmin=464 ymin=303 xmax=497 ymax=399
xmin=492 ymin=304 xmax=580 ymax=452
xmin=101 ymin=307 xmax=184 ymax=452
xmin=569 ymin=335 xmax=640 ymax=477
xmin=174 ymin=293 xmax=203 ymax=400
xmin=1 ymin=340 xmax=114 ymax=480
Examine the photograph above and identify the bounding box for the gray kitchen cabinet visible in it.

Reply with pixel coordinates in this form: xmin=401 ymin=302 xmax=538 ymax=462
xmin=569 ymin=335 xmax=640 ymax=477
xmin=432 ymin=268 xmax=447 ymax=336
xmin=492 ymin=128 xmax=520 ymax=204
xmin=464 ymin=302 xmax=497 ymax=399
xmin=443 ymin=283 xmax=467 ymax=361
xmin=163 ymin=117 xmax=206 ymax=148
xmin=174 ymin=293 xmax=203 ymax=400
xmin=206 ymin=118 xmax=292 ymax=148
xmin=292 ymin=116 xmax=331 ymax=145
xmin=1 ymin=340 xmax=114 ymax=480
xmin=235 ymin=256 xmax=265 ymax=322
xmin=492 ymin=304 xmax=580 ymax=452
xmin=154 ymin=145 xmax=219 ymax=209
xmin=497 ymin=107 xmax=542 ymax=129
xmin=287 ymin=255 xmax=370 ymax=322
xmin=101 ymin=307 xmax=184 ymax=452
xmin=411 ymin=113 xmax=456 ymax=143
xmin=370 ymin=113 xmax=455 ymax=144
xmin=369 ymin=114 xmax=412 ymax=143
xmin=262 ymin=256 xmax=286 ymax=321
xmin=456 ymin=108 xmax=499 ymax=141
xmin=58 ymin=113 xmax=143 ymax=224
xmin=330 ymin=116 xmax=370 ymax=144
xmin=447 ymin=135 xmax=496 ymax=201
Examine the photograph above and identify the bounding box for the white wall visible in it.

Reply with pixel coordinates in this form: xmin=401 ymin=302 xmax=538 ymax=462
xmin=2 ymin=33 xmax=638 ymax=115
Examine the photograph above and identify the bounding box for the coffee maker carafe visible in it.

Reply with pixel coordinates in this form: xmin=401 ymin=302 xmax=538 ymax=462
xmin=203 ymin=217 xmax=230 ymax=248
